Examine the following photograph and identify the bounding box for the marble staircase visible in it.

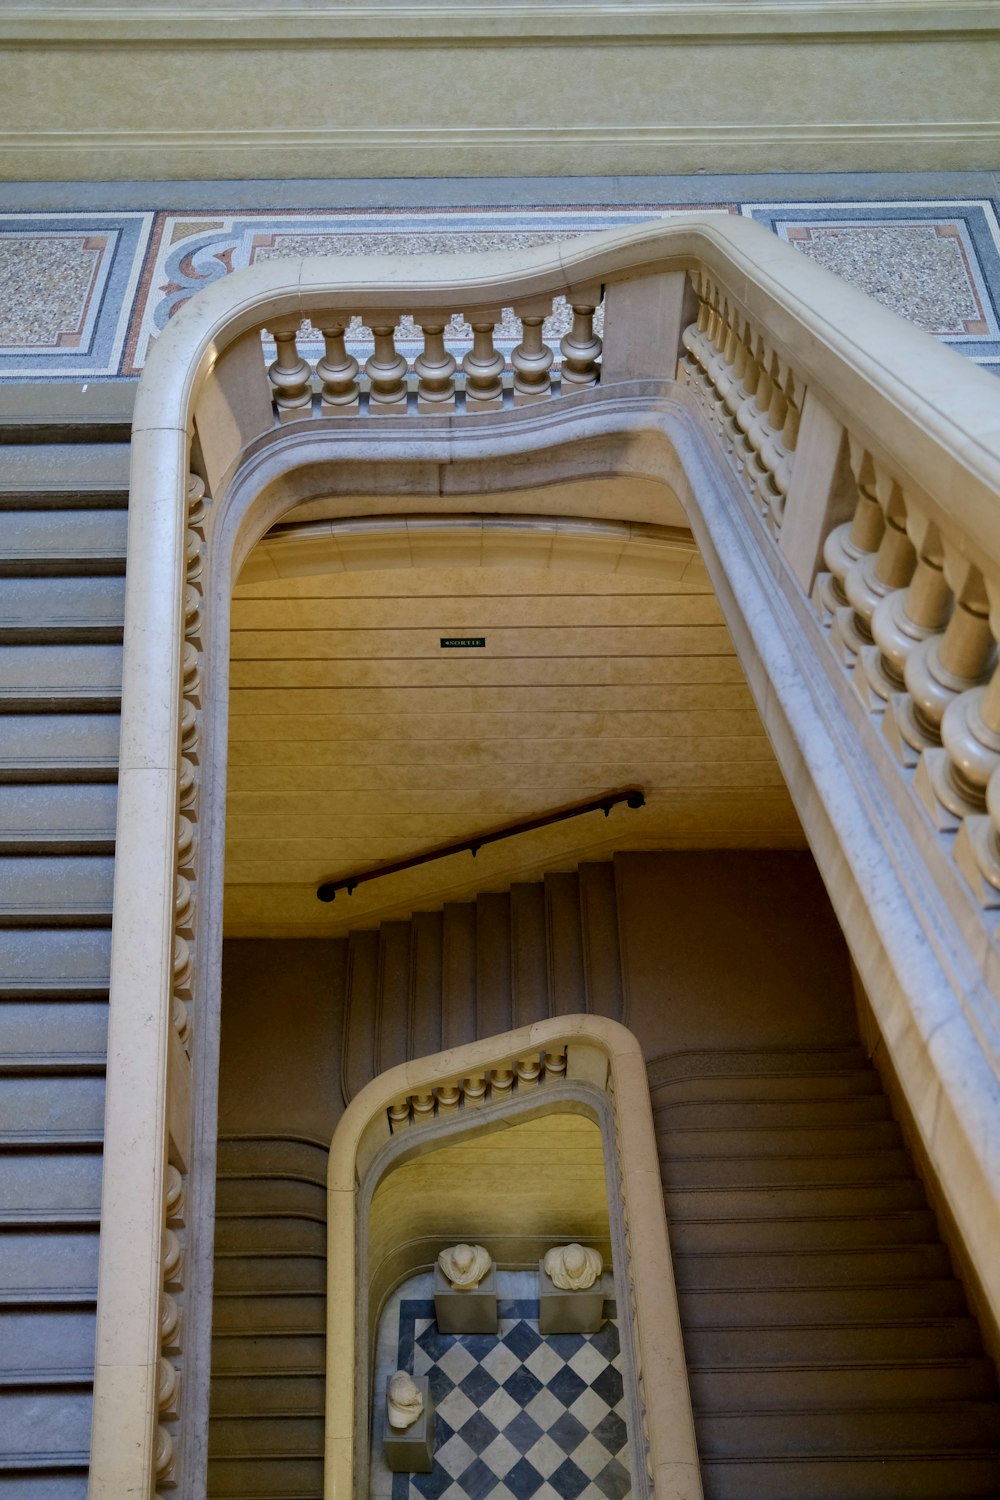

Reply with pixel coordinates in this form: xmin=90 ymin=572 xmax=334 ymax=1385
xmin=651 ymin=1046 xmax=1000 ymax=1499
xmin=207 ymin=862 xmax=625 ymax=1497
xmin=0 ymin=396 xmax=131 ymax=1499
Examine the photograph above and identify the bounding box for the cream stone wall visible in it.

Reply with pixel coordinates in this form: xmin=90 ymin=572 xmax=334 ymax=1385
xmin=1 ymin=2 xmax=998 ymax=178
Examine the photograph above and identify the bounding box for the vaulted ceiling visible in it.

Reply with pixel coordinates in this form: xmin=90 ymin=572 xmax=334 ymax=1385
xmin=224 ymin=505 xmax=803 ymax=939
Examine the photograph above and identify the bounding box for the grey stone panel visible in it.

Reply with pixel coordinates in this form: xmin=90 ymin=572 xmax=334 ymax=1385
xmin=0 ymin=1156 xmax=102 ymax=1218
xmin=0 ymin=1230 xmax=99 ymax=1294
xmin=0 ymin=784 xmax=117 ymax=853
xmin=0 ymin=716 xmax=120 ymax=779
xmin=0 ymin=1076 xmax=106 ymax=1137
xmin=0 ymin=1001 xmax=108 ymax=1065
xmin=0 ymin=578 xmax=125 ymax=639
xmin=0 ymin=856 xmax=114 ymax=922
xmin=0 ymin=1308 xmax=96 ymax=1376
xmin=0 ymin=510 xmax=127 ymax=571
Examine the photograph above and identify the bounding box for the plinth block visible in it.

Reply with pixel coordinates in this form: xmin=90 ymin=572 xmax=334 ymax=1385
xmin=434 ymin=1264 xmax=498 ymax=1334
xmin=383 ymin=1377 xmax=434 ymax=1473
xmin=538 ymin=1261 xmax=606 ymax=1335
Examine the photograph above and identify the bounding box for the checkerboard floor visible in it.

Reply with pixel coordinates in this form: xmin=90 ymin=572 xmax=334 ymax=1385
xmin=371 ymin=1273 xmax=632 ymax=1500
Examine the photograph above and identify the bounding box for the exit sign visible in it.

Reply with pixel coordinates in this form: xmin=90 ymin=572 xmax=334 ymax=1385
xmin=440 ymin=636 xmax=486 ymax=649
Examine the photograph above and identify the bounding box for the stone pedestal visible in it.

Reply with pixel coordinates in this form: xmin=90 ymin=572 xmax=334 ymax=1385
xmin=538 ymin=1261 xmax=606 ymax=1335
xmin=383 ymin=1376 xmax=434 ymax=1473
xmin=433 ymin=1263 xmax=498 ymax=1334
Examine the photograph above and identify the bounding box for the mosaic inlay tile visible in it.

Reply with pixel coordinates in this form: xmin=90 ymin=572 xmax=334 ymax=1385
xmin=743 ymin=200 xmax=1000 ymax=366
xmin=0 ymin=213 xmax=153 ymax=379
xmin=371 ymin=1272 xmax=631 ymax=1500
xmin=123 ymin=207 xmax=731 ymax=373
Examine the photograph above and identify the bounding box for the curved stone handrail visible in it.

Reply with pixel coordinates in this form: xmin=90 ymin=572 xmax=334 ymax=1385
xmin=90 ymin=213 xmax=1000 ymax=1497
xmin=325 ymin=1015 xmax=700 ymax=1500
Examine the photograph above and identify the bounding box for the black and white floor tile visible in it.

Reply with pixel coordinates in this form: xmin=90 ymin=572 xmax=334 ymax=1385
xmin=371 ymin=1272 xmax=632 ymax=1500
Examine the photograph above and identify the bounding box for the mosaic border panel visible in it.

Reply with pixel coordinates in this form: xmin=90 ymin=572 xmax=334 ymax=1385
xmin=742 ymin=199 xmax=1000 ymax=367
xmin=0 ymin=211 xmax=154 ymax=379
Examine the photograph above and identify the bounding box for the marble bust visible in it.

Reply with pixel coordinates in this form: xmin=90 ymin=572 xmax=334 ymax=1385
xmin=387 ymin=1371 xmax=424 ymax=1430
xmin=543 ymin=1243 xmax=602 ymax=1290
xmin=437 ymin=1243 xmax=492 ymax=1290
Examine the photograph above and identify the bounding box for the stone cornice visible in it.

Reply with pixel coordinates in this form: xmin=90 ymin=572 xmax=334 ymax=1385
xmin=3 ymin=1 xmax=1000 ymax=44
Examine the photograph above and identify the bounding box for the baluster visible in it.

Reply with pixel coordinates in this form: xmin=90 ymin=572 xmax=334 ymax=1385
xmin=436 ymin=1081 xmax=462 ymax=1112
xmin=317 ymin=322 xmax=360 ymax=413
xmin=462 ymin=313 xmax=505 ymax=410
xmin=955 ymin=758 xmax=1000 ymax=907
xmin=414 ymin=315 xmax=457 ymax=413
xmin=720 ymin=316 xmax=753 ymax=452
xmin=365 ymin=320 xmax=408 ymax=413
xmin=411 ymin=1091 xmax=435 ymax=1121
xmin=926 ymin=659 xmax=1000 ymax=829
xmin=543 ymin=1048 xmax=567 ymax=1077
xmin=867 ymin=514 xmax=952 ymax=709
xmin=814 ymin=444 xmax=886 ymax=626
xmin=463 ymin=1071 xmax=488 ymax=1106
xmin=888 ymin=560 xmax=995 ymax=770
xmin=387 ymin=1098 xmax=411 ymax=1129
xmin=839 ymin=481 xmax=916 ymax=686
xmin=679 ymin=272 xmax=711 ymax=388
xmin=559 ymin=291 xmax=602 ymax=390
xmin=490 ymin=1063 xmax=514 ymax=1095
xmin=734 ymin=336 xmax=767 ymax=478
xmin=265 ymin=325 xmax=312 ymax=420
xmin=515 ymin=1053 xmax=541 ymax=1088
xmin=512 ymin=300 xmax=553 ymax=405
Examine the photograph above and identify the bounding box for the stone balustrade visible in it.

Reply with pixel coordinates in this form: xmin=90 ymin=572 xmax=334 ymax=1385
xmin=263 ymin=296 xmax=602 ymax=420
xmin=386 ymin=1046 xmax=568 ymax=1129
xmin=678 ymin=263 xmax=1000 ymax=925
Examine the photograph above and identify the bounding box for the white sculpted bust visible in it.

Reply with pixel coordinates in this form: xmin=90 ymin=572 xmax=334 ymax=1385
xmin=543 ymin=1243 xmax=603 ymax=1290
xmin=438 ymin=1243 xmax=492 ymax=1290
xmin=387 ymin=1371 xmax=424 ymax=1430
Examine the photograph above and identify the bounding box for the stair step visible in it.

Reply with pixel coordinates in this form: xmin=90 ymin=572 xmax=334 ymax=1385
xmin=578 ymin=860 xmax=624 ymax=1022
xmin=672 ymin=1243 xmax=951 ymax=1290
xmin=0 ymin=511 xmax=127 ymax=575
xmin=696 ymin=1401 xmax=1000 ymax=1456
xmin=210 ymin=1334 xmax=325 ymax=1376
xmin=375 ymin=921 xmax=411 ymax=1076
xmin=0 ymin=647 xmax=122 ymax=714
xmin=684 ymin=1319 xmax=987 ymax=1366
xmin=211 ymin=1295 xmax=327 ymax=1336
xmin=652 ymin=1094 xmax=893 ymax=1128
xmin=666 ymin=1179 xmax=928 ymax=1219
xmin=0 ymin=715 xmax=119 ymax=782
xmin=0 ymin=785 xmax=117 ymax=855
xmin=215 ymin=1138 xmax=326 ymax=1184
xmin=0 ymin=1389 xmax=93 ymax=1460
xmin=0 ymin=1309 xmax=96 ymax=1378
xmin=0 ymin=1231 xmax=99 ymax=1296
xmin=647 ymin=1047 xmax=871 ymax=1090
xmin=0 ymin=578 xmax=125 ymax=642
xmin=213 ymin=1255 xmax=326 ymax=1295
xmin=0 ymin=1001 xmax=107 ymax=1067
xmin=0 ymin=444 xmax=130 ymax=499
xmin=545 ymin=870 xmax=585 ymax=1016
xmin=214 ymin=1217 xmax=326 ymax=1257
xmin=669 ymin=1209 xmax=937 ymax=1253
xmin=214 ymin=1178 xmax=325 ymax=1219
xmin=441 ymin=902 xmax=476 ymax=1050
xmin=409 ymin=910 xmax=442 ymax=1061
xmin=0 ymin=857 xmax=114 ymax=926
xmin=0 ymin=1156 xmax=102 ymax=1216
xmin=476 ymin=891 xmax=512 ymax=1038
xmin=678 ymin=1280 xmax=968 ymax=1326
xmin=651 ymin=1069 xmax=884 ymax=1104
xmin=0 ymin=1077 xmax=105 ymax=1135
xmin=0 ymin=930 xmax=111 ymax=999
xmin=206 ymin=1455 xmax=324 ymax=1498
xmin=661 ymin=1148 xmax=913 ymax=1189
xmin=690 ymin=1359 xmax=998 ymax=1410
xmin=0 ymin=1476 xmax=89 ymax=1498
xmin=510 ymin=881 xmax=548 ymax=1028
xmin=210 ymin=1373 xmax=324 ymax=1416
xmin=207 ymin=1415 xmax=324 ymax=1457
xmin=658 ymin=1121 xmax=903 ymax=1156
xmin=699 ymin=1452 xmax=1000 ymax=1500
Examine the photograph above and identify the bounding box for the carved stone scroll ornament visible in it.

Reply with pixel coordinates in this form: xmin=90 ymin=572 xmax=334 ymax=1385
xmin=387 ymin=1371 xmax=425 ymax=1431
xmin=437 ymin=1243 xmax=492 ymax=1290
xmin=543 ymin=1243 xmax=603 ymax=1290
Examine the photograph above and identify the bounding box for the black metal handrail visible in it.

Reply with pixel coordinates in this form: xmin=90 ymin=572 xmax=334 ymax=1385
xmin=316 ymin=787 xmax=645 ymax=902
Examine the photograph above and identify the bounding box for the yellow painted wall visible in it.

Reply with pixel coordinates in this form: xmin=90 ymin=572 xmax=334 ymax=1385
xmin=2 ymin=4 xmax=999 ymax=178
xmin=367 ymin=1110 xmax=611 ymax=1326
